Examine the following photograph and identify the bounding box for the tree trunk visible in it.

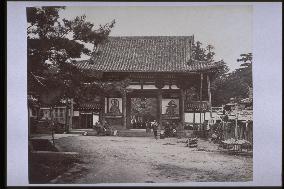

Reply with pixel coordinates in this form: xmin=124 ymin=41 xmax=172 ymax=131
xmin=50 ymin=106 xmax=55 ymax=146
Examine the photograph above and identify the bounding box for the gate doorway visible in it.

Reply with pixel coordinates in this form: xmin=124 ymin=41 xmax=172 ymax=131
xmin=129 ymin=97 xmax=158 ymax=129
xmin=80 ymin=112 xmax=93 ymax=129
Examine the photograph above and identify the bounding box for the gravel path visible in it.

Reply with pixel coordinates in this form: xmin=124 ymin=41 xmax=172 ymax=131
xmin=52 ymin=135 xmax=253 ymax=183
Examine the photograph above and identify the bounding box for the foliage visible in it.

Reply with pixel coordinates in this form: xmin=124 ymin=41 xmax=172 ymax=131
xmin=237 ymin=53 xmax=252 ymax=65
xmin=192 ymin=41 xmax=215 ymax=62
xmin=191 ymin=40 xmax=229 ymax=104
xmin=131 ymin=98 xmax=156 ymax=116
xmin=211 ymin=53 xmax=253 ymax=106
xmin=191 ymin=41 xmax=252 ymax=106
xmin=27 ymin=6 xmax=115 ymax=105
xmin=192 ymin=41 xmax=229 ymax=77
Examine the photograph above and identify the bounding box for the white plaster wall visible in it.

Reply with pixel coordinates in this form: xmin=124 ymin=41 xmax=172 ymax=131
xmin=73 ymin=111 xmax=79 ymax=116
xmin=170 ymin=85 xmax=179 ymax=89
xmin=194 ymin=113 xmax=205 ymax=123
xmin=185 ymin=113 xmax=194 ymax=123
xmin=93 ymin=114 xmax=99 ymax=125
xmin=205 ymin=112 xmax=211 ymax=120
xmin=126 ymin=84 xmax=141 ymax=89
xmin=143 ymin=84 xmax=157 ymax=89
xmin=162 ymin=85 xmax=170 ymax=89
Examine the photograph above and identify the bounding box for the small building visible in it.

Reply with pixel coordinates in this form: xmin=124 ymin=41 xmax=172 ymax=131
xmin=38 ymin=106 xmax=69 ymax=124
xmin=72 ymin=102 xmax=101 ymax=129
xmin=71 ymin=36 xmax=224 ymax=131
xmin=28 ymin=94 xmax=72 ymax=134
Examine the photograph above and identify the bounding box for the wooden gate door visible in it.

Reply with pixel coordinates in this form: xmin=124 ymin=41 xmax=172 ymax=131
xmin=80 ymin=112 xmax=93 ymax=129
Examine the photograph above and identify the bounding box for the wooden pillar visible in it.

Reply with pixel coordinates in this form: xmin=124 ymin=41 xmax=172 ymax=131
xmin=122 ymin=91 xmax=127 ymax=129
xmin=193 ymin=112 xmax=195 ymax=126
xmin=65 ymin=105 xmax=69 ymax=133
xmin=199 ymin=73 xmax=203 ymax=130
xmin=235 ymin=117 xmax=238 ymax=139
xmin=78 ymin=113 xmax=81 ymax=130
xmin=180 ymin=88 xmax=185 ymax=129
xmin=126 ymin=96 xmax=131 ymax=129
xmin=69 ymin=99 xmax=73 ymax=131
xmin=50 ymin=106 xmax=55 ymax=145
xmin=157 ymin=89 xmax=162 ymax=126
xmin=222 ymin=119 xmax=225 ymax=140
xmin=234 ymin=103 xmax=238 ymax=139
xmin=100 ymin=97 xmax=105 ymax=122
xmin=207 ymin=74 xmax=212 ymax=124
xmin=244 ymin=120 xmax=248 ymax=140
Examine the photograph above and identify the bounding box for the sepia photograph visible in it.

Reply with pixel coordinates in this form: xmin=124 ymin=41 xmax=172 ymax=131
xmin=6 ymin=2 xmax=282 ymax=187
xmin=26 ymin=5 xmax=254 ymax=184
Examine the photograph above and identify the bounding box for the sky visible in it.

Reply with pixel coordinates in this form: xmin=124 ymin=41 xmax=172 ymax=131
xmin=59 ymin=5 xmax=252 ymax=71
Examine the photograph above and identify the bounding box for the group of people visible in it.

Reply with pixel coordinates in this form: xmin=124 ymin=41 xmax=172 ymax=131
xmin=132 ymin=120 xmax=147 ymax=129
xmin=150 ymin=120 xmax=159 ymax=139
xmin=94 ymin=119 xmax=180 ymax=139
xmin=145 ymin=120 xmax=179 ymax=139
xmin=133 ymin=119 xmax=159 ymax=139
xmin=164 ymin=121 xmax=178 ymax=138
xmin=94 ymin=120 xmax=112 ymax=136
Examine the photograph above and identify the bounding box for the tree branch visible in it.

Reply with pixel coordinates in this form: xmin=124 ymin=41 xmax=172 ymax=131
xmin=30 ymin=72 xmax=46 ymax=87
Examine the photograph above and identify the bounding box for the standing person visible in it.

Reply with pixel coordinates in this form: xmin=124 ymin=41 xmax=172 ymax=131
xmin=165 ymin=122 xmax=170 ymax=137
xmin=97 ymin=121 xmax=104 ymax=136
xmin=152 ymin=120 xmax=158 ymax=140
xmin=104 ymin=121 xmax=112 ymax=136
xmin=133 ymin=117 xmax=137 ymax=128
xmin=138 ymin=120 xmax=142 ymax=128
xmin=142 ymin=120 xmax=146 ymax=129
xmin=146 ymin=120 xmax=151 ymax=133
xmin=172 ymin=122 xmax=177 ymax=137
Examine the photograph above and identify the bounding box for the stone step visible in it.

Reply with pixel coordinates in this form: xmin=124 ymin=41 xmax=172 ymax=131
xmin=69 ymin=129 xmax=93 ymax=134
xmin=117 ymin=130 xmax=153 ymax=137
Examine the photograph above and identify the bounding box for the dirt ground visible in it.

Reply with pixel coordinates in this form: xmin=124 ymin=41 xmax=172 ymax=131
xmin=50 ymin=135 xmax=253 ymax=184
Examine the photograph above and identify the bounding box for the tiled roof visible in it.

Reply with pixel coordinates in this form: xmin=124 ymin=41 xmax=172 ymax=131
xmin=75 ymin=36 xmax=223 ymax=73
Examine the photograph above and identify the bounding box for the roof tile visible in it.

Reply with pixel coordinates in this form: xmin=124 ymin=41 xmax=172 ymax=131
xmin=75 ymin=36 xmax=223 ymax=73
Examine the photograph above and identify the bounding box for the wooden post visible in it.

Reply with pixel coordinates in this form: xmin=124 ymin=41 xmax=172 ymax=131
xmin=235 ymin=117 xmax=238 ymax=139
xmin=122 ymin=91 xmax=127 ymax=129
xmin=69 ymin=99 xmax=73 ymax=131
xmin=223 ymin=121 xmax=226 ymax=140
xmin=50 ymin=106 xmax=55 ymax=146
xmin=126 ymin=96 xmax=131 ymax=129
xmin=106 ymin=97 xmax=109 ymax=114
xmin=207 ymin=74 xmax=212 ymax=124
xmin=180 ymin=88 xmax=185 ymax=129
xmin=199 ymin=73 xmax=203 ymax=131
xmin=100 ymin=96 xmax=105 ymax=122
xmin=244 ymin=120 xmax=248 ymax=140
xmin=78 ymin=112 xmax=81 ymax=130
xmin=235 ymin=103 xmax=238 ymax=139
xmin=193 ymin=112 xmax=195 ymax=127
xmin=157 ymin=89 xmax=162 ymax=126
xmin=65 ymin=105 xmax=68 ymax=133
xmin=222 ymin=119 xmax=225 ymax=140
